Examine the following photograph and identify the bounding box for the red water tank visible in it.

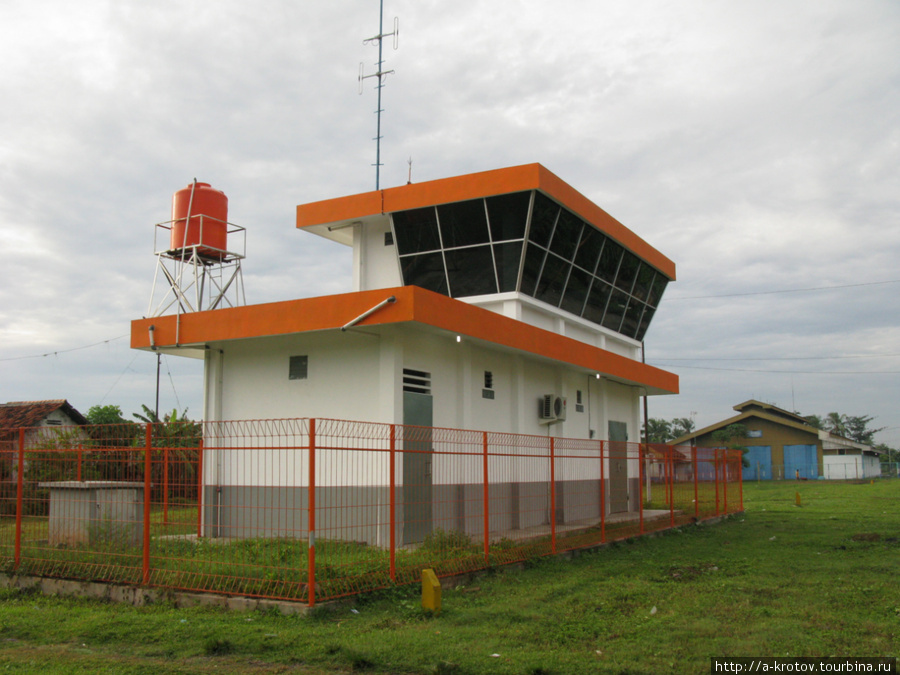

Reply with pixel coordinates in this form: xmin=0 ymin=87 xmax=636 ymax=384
xmin=170 ymin=182 xmax=228 ymax=259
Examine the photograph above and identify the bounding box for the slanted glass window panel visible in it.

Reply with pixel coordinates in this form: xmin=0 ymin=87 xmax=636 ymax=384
xmin=583 ymin=279 xmax=612 ymax=325
xmin=445 ymin=246 xmax=497 ymax=297
xmin=647 ymin=274 xmax=668 ymax=308
xmin=528 ymin=192 xmax=559 ymax=248
xmin=574 ymin=226 xmax=604 ymax=274
xmin=392 ymin=207 xmax=441 ymax=256
xmin=596 ymin=239 xmax=623 ymax=285
xmin=535 ymin=252 xmax=571 ymax=308
xmin=437 ymin=199 xmax=489 ymax=249
xmin=602 ymin=289 xmax=629 ymax=332
xmin=400 ymin=252 xmax=448 ymax=295
xmin=560 ymin=265 xmax=592 ymax=317
xmin=620 ymin=299 xmax=645 ymax=340
xmin=632 ymin=264 xmax=656 ymax=302
xmin=615 ymin=251 xmax=640 ymax=292
xmin=549 ymin=209 xmax=582 ymax=261
xmin=494 ymin=241 xmax=523 ymax=292
xmin=636 ymin=305 xmax=656 ymax=341
xmin=520 ymin=242 xmax=547 ymax=296
xmin=487 ymin=192 xmax=530 ymax=242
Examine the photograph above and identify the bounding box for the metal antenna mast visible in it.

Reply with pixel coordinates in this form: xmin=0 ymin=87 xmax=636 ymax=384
xmin=359 ymin=0 xmax=398 ymax=190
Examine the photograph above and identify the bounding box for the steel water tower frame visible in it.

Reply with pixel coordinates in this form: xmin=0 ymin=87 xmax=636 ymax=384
xmin=147 ymin=180 xmax=246 ymax=319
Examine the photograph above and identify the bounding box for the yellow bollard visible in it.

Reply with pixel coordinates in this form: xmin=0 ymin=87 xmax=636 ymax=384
xmin=422 ymin=568 xmax=441 ymax=615
xmin=795 ymin=492 xmax=801 ymax=507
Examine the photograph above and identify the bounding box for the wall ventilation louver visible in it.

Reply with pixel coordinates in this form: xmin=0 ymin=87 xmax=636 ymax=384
xmin=402 ymin=368 xmax=431 ymax=394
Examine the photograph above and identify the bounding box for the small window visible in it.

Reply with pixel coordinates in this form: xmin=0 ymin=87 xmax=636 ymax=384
xmin=384 ymin=231 xmax=394 ymax=246
xmin=575 ymin=391 xmax=584 ymax=413
xmin=747 ymin=429 xmax=763 ymax=438
xmin=482 ymin=371 xmax=494 ymax=399
xmin=289 ymin=355 xmax=308 ymax=380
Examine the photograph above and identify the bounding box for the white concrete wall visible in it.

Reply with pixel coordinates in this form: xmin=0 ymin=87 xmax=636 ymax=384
xmin=823 ymin=454 xmax=881 ymax=480
xmin=354 ymin=217 xmax=402 ymax=292
xmin=201 ymin=325 xmax=641 ymax=490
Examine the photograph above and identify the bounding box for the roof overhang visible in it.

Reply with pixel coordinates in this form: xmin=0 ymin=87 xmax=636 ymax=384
xmin=131 ymin=286 xmax=678 ymax=395
xmin=296 ymin=163 xmax=676 ymax=280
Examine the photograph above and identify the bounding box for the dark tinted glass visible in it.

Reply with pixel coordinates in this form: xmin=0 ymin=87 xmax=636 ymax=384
xmin=486 ymin=192 xmax=530 ymax=242
xmin=392 ymin=207 xmax=440 ymax=255
xmin=494 ymin=241 xmax=523 ymax=292
xmin=632 ymin=264 xmax=656 ymax=302
xmin=620 ymin=299 xmax=644 ymax=340
xmin=615 ymin=251 xmax=639 ymax=292
xmin=437 ymin=199 xmax=489 ymax=249
xmin=560 ymin=265 xmax=591 ymax=317
xmin=574 ymin=226 xmax=604 ymax=273
xmin=636 ymin=306 xmax=656 ymax=341
xmin=647 ymin=275 xmax=668 ymax=307
xmin=549 ymin=210 xmax=582 ymax=261
xmin=596 ymin=239 xmax=623 ymax=284
xmin=520 ymin=243 xmax=547 ymax=296
xmin=445 ymin=246 xmax=497 ymax=297
xmin=400 ymin=252 xmax=448 ymax=295
xmin=534 ymin=252 xmax=570 ymax=307
xmin=528 ymin=193 xmax=559 ymax=248
xmin=583 ymin=280 xmax=612 ymax=324
xmin=602 ymin=289 xmax=629 ymax=332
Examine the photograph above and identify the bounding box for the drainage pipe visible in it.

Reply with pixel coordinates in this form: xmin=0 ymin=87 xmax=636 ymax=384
xmin=341 ymin=296 xmax=396 ymax=332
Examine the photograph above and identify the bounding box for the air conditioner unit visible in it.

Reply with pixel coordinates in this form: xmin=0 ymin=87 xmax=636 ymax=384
xmin=539 ymin=395 xmax=567 ymax=424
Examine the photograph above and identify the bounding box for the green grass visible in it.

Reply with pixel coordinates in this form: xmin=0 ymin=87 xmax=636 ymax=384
xmin=0 ymin=480 xmax=897 ymax=674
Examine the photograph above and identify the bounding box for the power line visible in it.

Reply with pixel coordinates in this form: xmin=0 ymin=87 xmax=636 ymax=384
xmin=656 ymin=353 xmax=900 ymax=362
xmin=650 ymin=362 xmax=900 ymax=375
xmin=667 ymin=279 xmax=900 ymax=301
xmin=0 ymin=335 xmax=129 ymax=362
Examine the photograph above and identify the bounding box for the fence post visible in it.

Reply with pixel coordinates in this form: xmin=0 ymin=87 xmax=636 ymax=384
xmin=738 ymin=451 xmax=744 ymax=512
xmin=77 ymin=445 xmax=83 ymax=482
xmin=307 ymin=418 xmax=316 ymax=608
xmin=142 ymin=423 xmax=152 ymax=586
xmin=722 ymin=450 xmax=728 ymax=513
xmin=14 ymin=428 xmax=25 ymax=571
xmin=196 ymin=437 xmax=204 ymax=538
xmin=692 ymin=447 xmax=699 ymax=520
xmin=163 ymin=447 xmax=169 ymax=526
xmin=639 ymin=444 xmax=645 ymax=535
xmin=389 ymin=424 xmax=396 ymax=582
xmin=669 ymin=447 xmax=675 ymax=528
xmin=482 ymin=432 xmax=489 ymax=566
xmin=600 ymin=440 xmax=606 ymax=543
xmin=549 ymin=437 xmax=556 ymax=554
xmin=714 ymin=449 xmax=721 ymax=516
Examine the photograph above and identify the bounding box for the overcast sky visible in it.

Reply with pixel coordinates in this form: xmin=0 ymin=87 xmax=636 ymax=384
xmin=1 ymin=1 xmax=898 ymax=447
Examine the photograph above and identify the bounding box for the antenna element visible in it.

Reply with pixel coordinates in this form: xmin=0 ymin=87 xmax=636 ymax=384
xmin=358 ymin=1 xmax=399 ymax=190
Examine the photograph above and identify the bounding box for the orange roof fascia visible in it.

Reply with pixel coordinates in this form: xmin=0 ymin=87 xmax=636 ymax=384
xmin=296 ymin=164 xmax=675 ymax=280
xmin=131 ymin=286 xmax=678 ymax=394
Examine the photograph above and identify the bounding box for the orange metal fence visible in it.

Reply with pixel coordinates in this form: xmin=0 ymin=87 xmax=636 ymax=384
xmin=0 ymin=419 xmax=743 ymax=606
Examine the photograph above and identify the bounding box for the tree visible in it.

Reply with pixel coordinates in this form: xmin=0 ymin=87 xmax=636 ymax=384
xmin=824 ymin=412 xmax=848 ymax=438
xmin=643 ymin=418 xmax=673 ymax=443
xmin=803 ymin=414 xmax=824 ymax=430
xmin=843 ymin=415 xmax=884 ymax=445
xmin=671 ymin=417 xmax=696 ymax=438
xmin=711 ymin=423 xmax=750 ymax=467
xmin=85 ymin=405 xmax=129 ymax=426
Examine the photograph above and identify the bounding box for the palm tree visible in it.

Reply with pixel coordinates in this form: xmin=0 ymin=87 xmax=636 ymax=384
xmin=825 ymin=412 xmax=848 ymax=438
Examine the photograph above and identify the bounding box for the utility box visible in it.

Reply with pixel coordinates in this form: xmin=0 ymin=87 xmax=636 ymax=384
xmin=39 ymin=481 xmax=145 ymax=548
